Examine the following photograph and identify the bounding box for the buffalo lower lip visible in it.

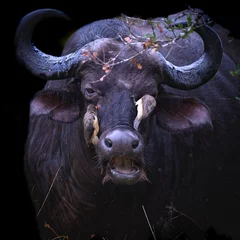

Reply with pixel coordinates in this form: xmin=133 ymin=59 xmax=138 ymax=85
xmin=108 ymin=157 xmax=142 ymax=184
xmin=110 ymin=168 xmax=140 ymax=177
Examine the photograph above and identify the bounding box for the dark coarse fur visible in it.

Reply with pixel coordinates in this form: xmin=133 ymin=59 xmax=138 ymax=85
xmin=22 ymin=9 xmax=240 ymax=240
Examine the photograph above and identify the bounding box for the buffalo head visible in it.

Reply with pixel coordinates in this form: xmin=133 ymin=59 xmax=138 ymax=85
xmin=15 ymin=9 xmax=222 ymax=186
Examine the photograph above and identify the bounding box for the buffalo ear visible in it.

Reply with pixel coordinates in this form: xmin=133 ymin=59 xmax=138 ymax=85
xmin=155 ymin=94 xmax=213 ymax=132
xmin=30 ymin=93 xmax=80 ymax=123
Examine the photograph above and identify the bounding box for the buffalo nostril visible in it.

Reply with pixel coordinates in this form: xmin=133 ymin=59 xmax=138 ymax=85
xmin=104 ymin=138 xmax=113 ymax=148
xmin=132 ymin=140 xmax=139 ymax=149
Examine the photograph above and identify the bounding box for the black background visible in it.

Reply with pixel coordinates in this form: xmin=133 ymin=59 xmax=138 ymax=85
xmin=10 ymin=1 xmax=239 ymax=240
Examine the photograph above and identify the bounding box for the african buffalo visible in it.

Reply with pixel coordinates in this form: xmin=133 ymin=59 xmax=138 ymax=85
xmin=15 ymin=8 xmax=240 ymax=240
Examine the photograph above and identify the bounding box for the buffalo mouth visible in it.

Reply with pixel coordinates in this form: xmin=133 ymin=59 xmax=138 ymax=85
xmin=103 ymin=156 xmax=147 ymax=185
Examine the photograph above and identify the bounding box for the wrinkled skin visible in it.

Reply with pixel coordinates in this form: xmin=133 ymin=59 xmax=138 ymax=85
xmin=16 ymin=8 xmax=240 ymax=240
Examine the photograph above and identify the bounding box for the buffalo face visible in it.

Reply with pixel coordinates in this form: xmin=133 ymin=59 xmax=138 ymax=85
xmin=79 ymin=56 xmax=159 ymax=185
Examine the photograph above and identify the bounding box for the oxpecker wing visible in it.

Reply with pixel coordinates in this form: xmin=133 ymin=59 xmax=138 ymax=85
xmin=83 ymin=104 xmax=99 ymax=146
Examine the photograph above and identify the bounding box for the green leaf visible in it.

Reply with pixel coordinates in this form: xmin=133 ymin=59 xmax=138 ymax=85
xmin=178 ymin=23 xmax=184 ymax=29
xmin=187 ymin=15 xmax=192 ymax=27
xmin=165 ymin=18 xmax=172 ymax=25
xmin=145 ymin=33 xmax=153 ymax=38
xmin=230 ymin=64 xmax=240 ymax=77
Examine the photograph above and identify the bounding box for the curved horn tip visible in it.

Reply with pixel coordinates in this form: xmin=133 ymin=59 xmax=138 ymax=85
xmin=158 ymin=24 xmax=223 ymax=90
xmin=15 ymin=8 xmax=77 ymax=81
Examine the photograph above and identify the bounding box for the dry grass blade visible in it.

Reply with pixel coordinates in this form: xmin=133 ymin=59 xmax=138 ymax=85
xmin=36 ymin=163 xmax=62 ymax=217
xmin=142 ymin=205 xmax=157 ymax=240
xmin=170 ymin=207 xmax=205 ymax=234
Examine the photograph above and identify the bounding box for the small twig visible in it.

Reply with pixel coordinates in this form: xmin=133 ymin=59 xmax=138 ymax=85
xmin=44 ymin=222 xmax=69 ymax=240
xmin=88 ymin=10 xmax=213 ymax=84
xmin=108 ymin=48 xmax=145 ymax=67
xmin=165 ymin=44 xmax=174 ymax=59
xmin=174 ymin=209 xmax=205 ymax=233
xmin=166 ymin=204 xmax=205 ymax=233
xmin=52 ymin=236 xmax=69 ymax=240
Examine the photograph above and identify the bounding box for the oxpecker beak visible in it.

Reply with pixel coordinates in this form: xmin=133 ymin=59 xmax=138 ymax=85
xmin=134 ymin=95 xmax=156 ymax=130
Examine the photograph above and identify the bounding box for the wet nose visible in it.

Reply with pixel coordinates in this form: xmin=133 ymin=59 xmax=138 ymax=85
xmin=99 ymin=128 xmax=143 ymax=154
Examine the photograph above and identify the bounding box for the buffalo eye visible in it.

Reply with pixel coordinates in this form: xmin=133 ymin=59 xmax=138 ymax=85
xmin=85 ymin=87 xmax=98 ymax=100
xmin=86 ymin=88 xmax=95 ymax=94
